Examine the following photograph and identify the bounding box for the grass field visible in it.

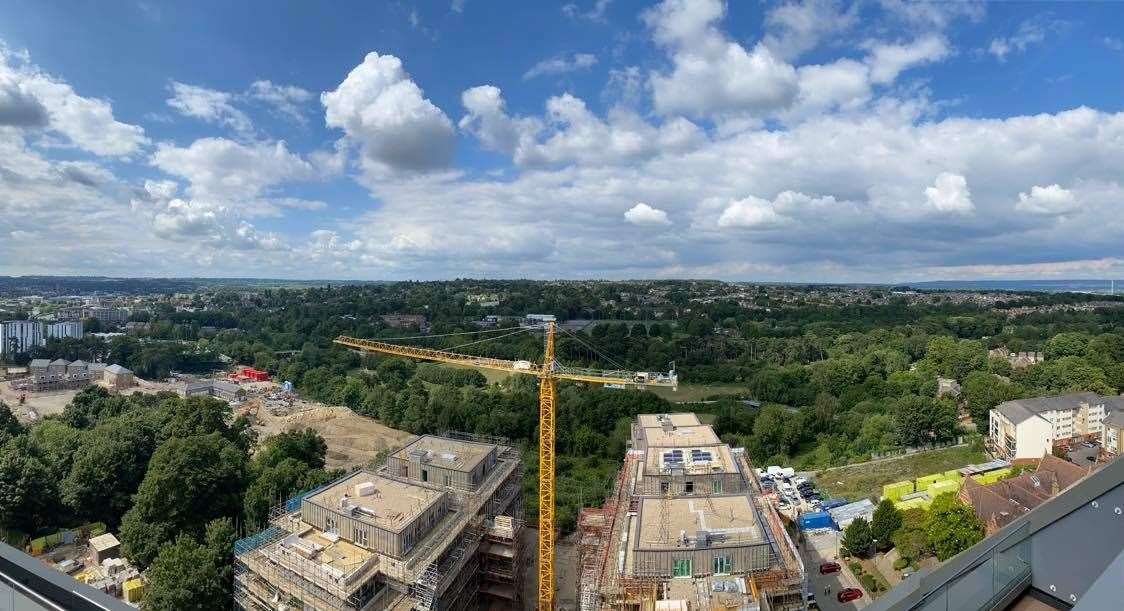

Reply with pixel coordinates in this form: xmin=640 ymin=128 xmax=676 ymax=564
xmin=649 ymin=382 xmax=746 ymax=403
xmin=817 ymin=444 xmax=987 ymax=502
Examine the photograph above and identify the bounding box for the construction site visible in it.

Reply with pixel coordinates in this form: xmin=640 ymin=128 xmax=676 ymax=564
xmin=576 ymin=413 xmax=805 ymax=611
xmin=232 ymin=431 xmax=525 ymax=611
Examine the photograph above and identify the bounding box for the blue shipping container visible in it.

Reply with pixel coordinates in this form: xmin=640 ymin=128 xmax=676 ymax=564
xmin=821 ymin=498 xmax=849 ymax=510
xmin=798 ymin=511 xmax=833 ymax=530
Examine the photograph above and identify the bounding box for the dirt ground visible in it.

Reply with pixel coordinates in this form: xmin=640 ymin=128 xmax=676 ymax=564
xmin=251 ymin=400 xmax=412 ymax=470
xmin=522 ymin=528 xmax=579 ymax=611
xmin=0 ymin=381 xmax=80 ymax=423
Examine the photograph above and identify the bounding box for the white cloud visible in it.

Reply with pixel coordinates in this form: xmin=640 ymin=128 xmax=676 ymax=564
xmin=624 ymin=202 xmax=671 ymax=226
xmin=763 ymin=0 xmax=858 ymax=60
xmin=924 ymin=172 xmax=973 ymax=214
xmin=645 ymin=0 xmax=799 ymax=118
xmin=150 ymin=137 xmax=316 ymax=200
xmin=717 ymin=195 xmax=786 ymax=229
xmin=322 ymin=52 xmax=455 ymax=172
xmin=0 ymin=44 xmax=146 ymax=156
xmin=247 ymin=80 xmax=313 ymax=123
xmin=562 ymin=0 xmax=611 ymax=22
xmin=166 ymin=81 xmax=253 ymax=135
xmin=989 ymin=19 xmax=1048 ymax=61
xmin=1016 ymin=184 xmax=1077 ymax=215
xmin=523 ymin=53 xmax=598 ymax=80
xmin=865 ymin=35 xmax=950 ymax=84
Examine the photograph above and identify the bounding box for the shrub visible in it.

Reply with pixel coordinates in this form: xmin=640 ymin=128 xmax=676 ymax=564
xmin=849 ymin=561 xmax=864 ymax=575
xmin=892 ymin=557 xmax=909 ymax=571
xmin=860 ymin=573 xmax=877 ymax=592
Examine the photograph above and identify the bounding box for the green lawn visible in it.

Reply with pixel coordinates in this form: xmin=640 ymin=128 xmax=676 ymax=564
xmin=817 ymin=445 xmax=987 ymax=502
xmin=649 ymin=382 xmax=746 ymax=403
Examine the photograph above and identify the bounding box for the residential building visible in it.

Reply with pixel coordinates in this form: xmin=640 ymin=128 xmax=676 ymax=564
xmin=103 ymin=364 xmax=134 ymax=390
xmin=0 ymin=320 xmax=44 ymax=356
xmin=46 ymin=320 xmax=83 ymax=340
xmin=988 ymin=392 xmax=1114 ymax=459
xmin=1101 ymin=408 xmax=1124 ymax=455
xmin=234 ymin=432 xmax=524 ymax=611
xmin=523 ymin=313 xmax=556 ymax=325
xmin=578 ymin=413 xmax=804 ymax=610
xmin=379 ymin=314 xmax=427 ymax=330
xmin=184 ymin=379 xmax=246 ymax=402
xmin=57 ymin=307 xmax=129 ymax=325
xmin=13 ymin=358 xmax=93 ymax=392
xmin=958 ymin=454 xmax=1093 ymax=535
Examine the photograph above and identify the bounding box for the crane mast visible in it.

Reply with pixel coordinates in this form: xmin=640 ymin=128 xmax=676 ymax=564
xmin=334 ymin=320 xmax=676 ymax=609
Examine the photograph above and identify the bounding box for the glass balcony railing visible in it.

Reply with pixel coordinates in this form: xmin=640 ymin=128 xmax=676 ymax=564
xmin=910 ymin=523 xmax=1031 ymax=611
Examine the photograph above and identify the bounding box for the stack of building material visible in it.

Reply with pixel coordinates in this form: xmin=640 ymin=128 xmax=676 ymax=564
xmin=882 ymin=480 xmax=915 ymax=501
xmin=926 ymin=479 xmax=961 ymax=498
xmin=828 ymin=499 xmax=875 ymax=530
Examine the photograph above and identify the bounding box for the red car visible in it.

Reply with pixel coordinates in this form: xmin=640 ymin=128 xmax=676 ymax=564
xmin=818 ymin=561 xmax=841 ymax=574
xmin=837 ymin=588 xmax=864 ymax=603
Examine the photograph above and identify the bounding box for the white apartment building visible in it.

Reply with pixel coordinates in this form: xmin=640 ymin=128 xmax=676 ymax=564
xmin=46 ymin=320 xmax=83 ymax=340
xmin=989 ymin=392 xmax=1113 ymax=460
xmin=0 ymin=320 xmax=45 ymax=356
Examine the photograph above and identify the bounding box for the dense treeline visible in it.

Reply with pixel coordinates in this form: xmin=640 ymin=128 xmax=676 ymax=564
xmin=0 ymin=389 xmax=340 ymax=608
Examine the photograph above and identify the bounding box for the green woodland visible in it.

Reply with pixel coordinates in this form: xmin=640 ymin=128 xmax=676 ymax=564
xmin=4 ymin=281 xmax=1124 ymax=607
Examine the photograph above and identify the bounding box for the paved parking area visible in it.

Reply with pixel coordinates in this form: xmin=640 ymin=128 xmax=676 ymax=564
xmin=801 ymin=529 xmax=870 ymax=610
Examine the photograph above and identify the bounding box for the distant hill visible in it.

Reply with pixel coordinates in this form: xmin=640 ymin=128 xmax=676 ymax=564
xmin=905 ymin=279 xmax=1122 ymax=294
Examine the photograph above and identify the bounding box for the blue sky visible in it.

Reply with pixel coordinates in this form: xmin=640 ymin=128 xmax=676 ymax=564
xmin=3 ymin=0 xmax=1124 ymax=281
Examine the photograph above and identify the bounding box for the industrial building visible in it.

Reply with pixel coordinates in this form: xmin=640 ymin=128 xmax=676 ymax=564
xmin=0 ymin=320 xmax=44 ymax=356
xmin=578 ymin=413 xmax=804 ymax=610
xmin=233 ymin=432 xmax=524 ymax=611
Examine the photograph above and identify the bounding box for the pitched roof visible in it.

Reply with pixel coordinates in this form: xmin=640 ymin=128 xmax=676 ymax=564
xmin=104 ymin=364 xmax=131 ymax=374
xmin=995 ymin=392 xmax=1101 ymax=425
xmin=1103 ymin=410 xmax=1124 ymax=429
xmin=49 ymin=358 xmax=68 ymax=366
xmin=1036 ymin=454 xmax=1091 ymax=491
xmin=29 ymin=359 xmax=50 ymax=368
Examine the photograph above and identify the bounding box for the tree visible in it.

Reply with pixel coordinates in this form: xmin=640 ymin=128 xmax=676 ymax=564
xmin=891 ymin=508 xmax=930 ymax=562
xmin=62 ymin=419 xmax=157 ymax=526
xmin=925 ymin=492 xmax=984 ymax=561
xmin=841 ymin=516 xmax=874 ymax=557
xmin=0 ymin=402 xmax=23 ymax=445
xmin=144 ymin=520 xmax=234 ymax=610
xmin=120 ymin=433 xmax=246 ymax=567
xmin=894 ymin=395 xmax=958 ymax=447
xmin=962 ymin=371 xmax=1023 ymax=431
xmin=0 ymin=436 xmax=58 ymax=532
xmin=1044 ymin=332 xmax=1090 ymax=360
xmin=871 ymin=499 xmax=903 ymax=550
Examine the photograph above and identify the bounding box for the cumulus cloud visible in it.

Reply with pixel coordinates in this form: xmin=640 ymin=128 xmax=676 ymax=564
xmin=924 ymin=172 xmax=973 ymax=214
xmin=523 ymin=53 xmax=598 ymax=80
xmin=1016 ymin=184 xmax=1078 ymax=215
xmin=562 ymin=0 xmax=612 ymax=22
xmin=322 ymin=52 xmax=455 ymax=172
xmin=865 ymin=35 xmax=950 ymax=84
xmin=151 ymin=137 xmax=316 ymax=201
xmin=717 ymin=195 xmax=787 ymax=229
xmin=624 ymin=202 xmax=671 ymax=226
xmin=166 ymin=81 xmax=253 ymax=135
xmin=0 ymin=44 xmax=146 ymax=156
xmin=763 ymin=0 xmax=858 ymax=60
xmin=247 ymin=80 xmax=313 ymax=123
xmin=644 ymin=0 xmax=799 ymax=118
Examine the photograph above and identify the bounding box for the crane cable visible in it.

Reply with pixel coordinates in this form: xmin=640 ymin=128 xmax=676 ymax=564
xmin=557 ymin=326 xmax=637 ymax=372
xmin=374 ymin=325 xmax=527 ymax=342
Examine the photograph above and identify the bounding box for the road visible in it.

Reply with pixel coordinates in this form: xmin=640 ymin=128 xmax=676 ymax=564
xmin=801 ymin=529 xmax=870 ymax=610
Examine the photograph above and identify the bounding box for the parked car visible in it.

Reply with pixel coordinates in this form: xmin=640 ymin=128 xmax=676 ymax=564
xmin=805 ymin=592 xmax=819 ymax=610
xmin=837 ymin=588 xmax=863 ymax=603
xmin=818 ymin=562 xmax=841 ymax=574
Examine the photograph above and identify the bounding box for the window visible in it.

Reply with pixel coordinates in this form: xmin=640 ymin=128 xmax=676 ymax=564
xmin=355 ymin=527 xmax=369 ymax=547
xmin=672 ymin=559 xmax=692 ymax=577
xmin=685 ymin=481 xmax=694 ymax=493
xmin=712 ymin=480 xmax=722 ymax=494
xmin=712 ymin=556 xmax=731 ymax=574
xmin=444 ymin=475 xmax=451 ymax=486
xmin=660 ymin=482 xmax=670 ymax=494
xmin=326 ymin=517 xmax=336 ymax=533
xmin=422 ymin=469 xmax=428 ymax=482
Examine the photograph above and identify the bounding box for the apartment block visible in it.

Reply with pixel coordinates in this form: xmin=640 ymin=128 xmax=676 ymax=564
xmin=1101 ymin=407 xmax=1124 ymax=455
xmin=579 ymin=413 xmax=804 ymax=610
xmin=234 ymin=433 xmax=524 ymax=611
xmin=988 ymin=392 xmax=1116 ymax=460
xmin=57 ymin=307 xmax=129 ymax=325
xmin=46 ymin=321 xmax=83 ymax=340
xmin=0 ymin=320 xmax=44 ymax=356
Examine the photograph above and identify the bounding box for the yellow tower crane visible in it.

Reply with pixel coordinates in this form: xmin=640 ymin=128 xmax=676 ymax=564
xmin=334 ymin=321 xmax=677 ymax=609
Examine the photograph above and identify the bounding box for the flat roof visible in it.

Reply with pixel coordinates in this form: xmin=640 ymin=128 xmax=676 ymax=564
xmin=644 ymin=443 xmax=737 ymax=475
xmin=89 ymin=533 xmax=119 ymax=552
xmin=307 ymin=471 xmax=444 ymax=533
xmin=392 ymin=435 xmax=496 ymax=473
xmin=637 ymin=413 xmax=702 ymax=428
xmin=641 ymin=425 xmax=720 ymax=447
xmin=289 ymin=528 xmax=374 ymax=573
xmin=635 ymin=495 xmax=763 ymax=550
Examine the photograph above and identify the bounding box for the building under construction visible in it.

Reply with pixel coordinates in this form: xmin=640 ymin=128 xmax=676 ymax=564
xmin=233 ymin=432 xmax=524 ymax=611
xmin=577 ymin=413 xmax=805 ymax=610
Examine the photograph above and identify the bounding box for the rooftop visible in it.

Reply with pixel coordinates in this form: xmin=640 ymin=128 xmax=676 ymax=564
xmin=641 ymin=424 xmax=720 ymax=448
xmin=104 ymin=364 xmax=131 ymax=375
xmin=1103 ymin=410 xmax=1124 ymax=429
xmin=88 ymin=533 xmax=119 ymax=552
xmin=392 ymin=434 xmax=496 ymax=473
xmin=995 ymin=392 xmax=1102 ymax=425
xmin=643 ymin=443 xmax=737 ymax=475
xmin=284 ymin=527 xmax=374 ymax=575
xmin=634 ymin=495 xmax=763 ymax=550
xmin=636 ymin=413 xmax=701 ymax=428
xmin=305 ymin=471 xmax=444 ymax=533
